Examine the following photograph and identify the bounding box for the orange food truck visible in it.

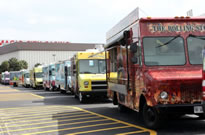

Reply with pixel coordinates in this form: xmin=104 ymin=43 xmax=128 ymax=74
xmin=105 ymin=8 xmax=205 ymax=128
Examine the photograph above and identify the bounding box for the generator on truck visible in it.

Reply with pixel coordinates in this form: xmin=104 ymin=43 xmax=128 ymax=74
xmin=70 ymin=50 xmax=107 ymax=103
xmin=105 ymin=8 xmax=205 ymax=128
xmin=30 ymin=66 xmax=43 ymax=89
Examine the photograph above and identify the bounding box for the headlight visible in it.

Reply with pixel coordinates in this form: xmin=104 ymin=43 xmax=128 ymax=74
xmin=160 ymin=91 xmax=168 ymax=99
xmin=84 ymin=81 xmax=89 ymax=85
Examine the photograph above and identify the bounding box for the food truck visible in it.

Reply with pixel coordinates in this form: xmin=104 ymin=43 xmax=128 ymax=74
xmin=22 ymin=70 xmax=30 ymax=88
xmin=42 ymin=64 xmax=55 ymax=90
xmin=55 ymin=60 xmax=71 ymax=94
xmin=10 ymin=71 xmax=22 ymax=87
xmin=30 ymin=66 xmax=43 ymax=89
xmin=43 ymin=65 xmax=49 ymax=90
xmin=2 ymin=71 xmax=10 ymax=85
xmin=105 ymin=7 xmax=205 ymax=128
xmin=70 ymin=50 xmax=107 ymax=103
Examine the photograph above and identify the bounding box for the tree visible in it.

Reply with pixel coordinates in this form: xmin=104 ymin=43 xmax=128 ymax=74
xmin=1 ymin=58 xmax=28 ymax=72
xmin=9 ymin=58 xmax=21 ymax=71
xmin=34 ymin=63 xmax=41 ymax=67
xmin=1 ymin=61 xmax=9 ymax=72
xmin=19 ymin=60 xmax=28 ymax=69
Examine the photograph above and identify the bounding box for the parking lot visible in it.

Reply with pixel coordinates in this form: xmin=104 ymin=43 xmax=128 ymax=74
xmin=1 ymin=85 xmax=205 ymax=135
xmin=0 ymin=85 xmax=156 ymax=135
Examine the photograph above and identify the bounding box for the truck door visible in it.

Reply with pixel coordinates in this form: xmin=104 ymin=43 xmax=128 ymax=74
xmin=130 ymin=41 xmax=142 ymax=110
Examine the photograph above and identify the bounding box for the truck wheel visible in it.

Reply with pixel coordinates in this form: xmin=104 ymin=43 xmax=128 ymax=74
xmin=143 ymin=103 xmax=160 ymax=129
xmin=79 ymin=92 xmax=86 ymax=103
xmin=60 ymin=90 xmax=66 ymax=94
xmin=197 ymin=114 xmax=205 ymax=119
xmin=118 ymin=103 xmax=127 ymax=113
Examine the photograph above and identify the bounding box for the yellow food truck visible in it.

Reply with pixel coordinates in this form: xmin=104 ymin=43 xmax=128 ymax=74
xmin=70 ymin=50 xmax=107 ymax=103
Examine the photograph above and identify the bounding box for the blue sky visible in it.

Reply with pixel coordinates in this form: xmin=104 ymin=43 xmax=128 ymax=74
xmin=0 ymin=0 xmax=204 ymax=44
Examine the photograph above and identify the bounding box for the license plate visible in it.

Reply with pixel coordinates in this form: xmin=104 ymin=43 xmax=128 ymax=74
xmin=194 ymin=106 xmax=204 ymax=113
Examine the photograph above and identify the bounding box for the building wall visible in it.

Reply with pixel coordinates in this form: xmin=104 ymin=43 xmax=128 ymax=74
xmin=0 ymin=51 xmax=20 ymax=63
xmin=0 ymin=50 xmax=78 ymax=70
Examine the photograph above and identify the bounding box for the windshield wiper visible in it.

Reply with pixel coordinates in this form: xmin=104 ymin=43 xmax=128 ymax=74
xmin=156 ymin=35 xmax=181 ymax=48
xmin=188 ymin=34 xmax=205 ymax=40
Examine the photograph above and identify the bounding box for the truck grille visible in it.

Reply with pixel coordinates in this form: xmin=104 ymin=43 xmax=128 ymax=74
xmin=91 ymin=81 xmax=107 ymax=90
xmin=180 ymin=83 xmax=202 ymax=103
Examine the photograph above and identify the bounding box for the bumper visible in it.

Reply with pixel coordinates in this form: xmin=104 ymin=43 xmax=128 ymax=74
xmin=155 ymin=102 xmax=205 ymax=114
xmin=36 ymin=82 xmax=43 ymax=87
xmin=4 ymin=80 xmax=10 ymax=85
xmin=80 ymin=89 xmax=107 ymax=96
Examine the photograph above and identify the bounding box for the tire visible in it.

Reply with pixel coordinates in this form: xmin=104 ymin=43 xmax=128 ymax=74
xmin=118 ymin=103 xmax=127 ymax=113
xmin=79 ymin=92 xmax=86 ymax=103
xmin=74 ymin=93 xmax=78 ymax=99
xmin=197 ymin=113 xmax=205 ymax=119
xmin=60 ymin=90 xmax=66 ymax=94
xmin=143 ymin=103 xmax=161 ymax=129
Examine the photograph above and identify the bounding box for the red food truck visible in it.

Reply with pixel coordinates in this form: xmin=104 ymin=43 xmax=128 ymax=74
xmin=105 ymin=8 xmax=205 ymax=128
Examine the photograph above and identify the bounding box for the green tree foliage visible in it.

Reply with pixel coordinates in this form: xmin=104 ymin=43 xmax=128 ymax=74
xmin=1 ymin=61 xmax=9 ymax=72
xmin=8 ymin=58 xmax=21 ymax=71
xmin=19 ymin=60 xmax=28 ymax=69
xmin=0 ymin=58 xmax=28 ymax=73
xmin=34 ymin=63 xmax=41 ymax=67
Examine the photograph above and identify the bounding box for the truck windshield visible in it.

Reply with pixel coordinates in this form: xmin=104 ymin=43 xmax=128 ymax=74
xmin=5 ymin=74 xmax=9 ymax=78
xmin=79 ymin=60 xmax=106 ymax=74
xmin=187 ymin=36 xmax=205 ymax=64
xmin=143 ymin=36 xmax=186 ymax=66
xmin=35 ymin=72 xmax=43 ymax=78
xmin=24 ymin=73 xmax=29 ymax=78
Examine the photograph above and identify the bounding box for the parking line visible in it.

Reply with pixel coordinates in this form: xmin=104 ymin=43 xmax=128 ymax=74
xmin=23 ymin=122 xmax=119 ymax=135
xmin=0 ymin=106 xmax=157 ymax=135
xmin=2 ymin=111 xmax=85 ymax=120
xmin=0 ymin=106 xmax=76 ymax=115
xmin=4 ymin=113 xmax=94 ymax=124
xmin=29 ymin=93 xmax=44 ymax=99
xmin=0 ymin=119 xmax=112 ymax=134
xmin=3 ymin=112 xmax=90 ymax=122
xmin=0 ymin=93 xmax=44 ymax=101
xmin=71 ymin=106 xmax=157 ymax=135
xmin=0 ymin=105 xmax=71 ymax=111
xmin=116 ymin=130 xmax=147 ymax=135
xmin=0 ymin=89 xmax=20 ymax=92
xmin=1 ymin=110 xmax=82 ymax=119
xmin=66 ymin=125 xmax=131 ymax=135
xmin=2 ymin=116 xmax=100 ymax=129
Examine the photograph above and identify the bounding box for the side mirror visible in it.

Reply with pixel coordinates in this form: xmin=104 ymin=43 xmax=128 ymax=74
xmin=131 ymin=56 xmax=138 ymax=64
xmin=130 ymin=43 xmax=138 ymax=53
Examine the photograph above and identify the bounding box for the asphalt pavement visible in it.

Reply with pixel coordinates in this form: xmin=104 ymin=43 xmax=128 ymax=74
xmin=0 ymin=85 xmax=205 ymax=135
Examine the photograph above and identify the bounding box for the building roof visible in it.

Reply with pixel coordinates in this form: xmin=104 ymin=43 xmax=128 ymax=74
xmin=0 ymin=42 xmax=100 ymax=55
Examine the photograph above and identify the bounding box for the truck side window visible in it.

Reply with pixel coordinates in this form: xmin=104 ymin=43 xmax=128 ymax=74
xmin=110 ymin=48 xmax=117 ymax=72
xmin=135 ymin=41 xmax=142 ymax=66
